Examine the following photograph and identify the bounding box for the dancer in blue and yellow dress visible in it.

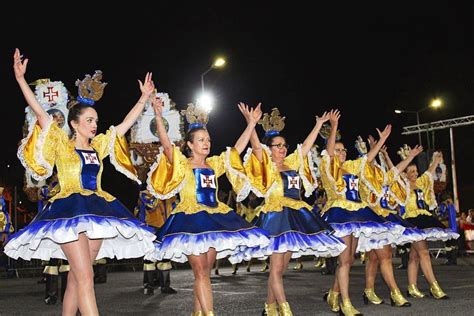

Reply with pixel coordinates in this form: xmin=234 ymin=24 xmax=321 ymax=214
xmin=242 ymin=105 xmax=346 ymax=316
xmin=147 ymin=99 xmax=270 ymax=316
xmin=134 ymin=189 xmax=178 ymax=295
xmin=0 ymin=187 xmax=13 ymax=245
xmin=6 ymin=48 xmax=156 ymax=316
xmin=358 ymin=141 xmax=426 ymax=308
xmin=319 ymin=112 xmax=405 ymax=315
xmin=396 ymin=150 xmax=458 ymax=299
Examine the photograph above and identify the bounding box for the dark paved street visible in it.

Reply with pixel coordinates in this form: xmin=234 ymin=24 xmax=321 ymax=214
xmin=1 ymin=256 xmax=473 ymax=315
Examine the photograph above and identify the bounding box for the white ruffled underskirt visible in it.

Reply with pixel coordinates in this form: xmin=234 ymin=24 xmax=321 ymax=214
xmin=330 ymin=222 xmax=406 ymax=253
xmin=4 ymin=216 xmax=156 ymax=261
xmin=145 ymin=229 xmax=271 ymax=264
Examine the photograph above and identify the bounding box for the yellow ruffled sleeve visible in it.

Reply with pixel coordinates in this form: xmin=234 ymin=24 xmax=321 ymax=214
xmin=147 ymin=145 xmax=187 ymax=199
xmin=0 ymin=212 xmax=14 ymax=234
xmin=284 ymin=145 xmax=318 ymax=197
xmin=320 ymin=151 xmax=346 ymax=194
xmin=17 ymin=117 xmax=68 ymax=181
xmin=223 ymin=147 xmax=252 ymax=202
xmin=91 ymin=126 xmax=140 ymax=184
xmin=341 ymin=156 xmax=366 ymax=176
xmin=243 ymin=147 xmax=277 ymax=198
xmin=416 ymin=172 xmax=437 ymax=210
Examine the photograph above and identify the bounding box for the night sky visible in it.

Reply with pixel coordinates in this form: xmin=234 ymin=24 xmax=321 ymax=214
xmin=1 ymin=3 xmax=473 ymax=214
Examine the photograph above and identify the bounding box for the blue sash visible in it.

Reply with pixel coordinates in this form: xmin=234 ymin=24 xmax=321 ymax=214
xmin=380 ymin=185 xmax=389 ymax=209
xmin=193 ymin=168 xmax=218 ymax=207
xmin=343 ymin=174 xmax=361 ymax=202
xmin=281 ymin=170 xmax=301 ymax=200
xmin=76 ymin=149 xmax=100 ymax=191
xmin=414 ymin=189 xmax=426 ymax=209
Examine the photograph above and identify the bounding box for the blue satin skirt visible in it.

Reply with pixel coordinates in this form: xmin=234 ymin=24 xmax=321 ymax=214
xmin=5 ymin=193 xmax=156 ymax=261
xmin=147 ymin=210 xmax=271 ymax=264
xmin=405 ymin=214 xmax=459 ymax=241
xmin=323 ymin=206 xmax=405 ymax=252
xmin=251 ymin=207 xmax=346 ymax=258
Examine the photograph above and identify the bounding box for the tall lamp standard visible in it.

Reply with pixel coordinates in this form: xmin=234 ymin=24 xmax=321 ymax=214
xmin=200 ymin=57 xmax=226 ymax=93
xmin=395 ymin=98 xmax=443 ymax=146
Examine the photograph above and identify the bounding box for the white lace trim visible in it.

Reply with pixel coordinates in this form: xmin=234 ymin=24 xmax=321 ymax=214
xmin=107 ymin=126 xmax=141 ymax=185
xmin=242 ymin=146 xmax=278 ymax=199
xmin=397 ymin=173 xmax=411 ymax=206
xmin=358 ymin=155 xmax=380 ymax=207
xmin=224 ymin=147 xmax=251 ymax=202
xmin=423 ymin=171 xmax=438 ymax=210
xmin=297 ymin=144 xmax=317 ymax=197
xmin=17 ymin=116 xmax=54 ymax=182
xmin=321 ymin=150 xmax=346 ymax=197
xmin=387 ymin=167 xmax=405 ymax=207
xmin=146 ymin=149 xmax=186 ymax=200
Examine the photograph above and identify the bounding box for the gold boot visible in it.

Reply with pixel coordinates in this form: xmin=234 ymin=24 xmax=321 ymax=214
xmin=362 ymin=288 xmax=384 ymax=305
xmin=314 ymin=258 xmax=323 ymax=268
xmin=203 ymin=312 xmax=215 ymax=316
xmin=263 ymin=302 xmax=278 ymax=316
xmin=339 ymin=298 xmax=362 ymax=315
xmin=191 ymin=312 xmax=203 ymax=316
xmin=323 ymin=289 xmax=340 ymax=313
xmin=278 ymin=302 xmax=293 ymax=316
xmin=407 ymin=284 xmax=425 ymax=298
xmin=261 ymin=261 xmax=269 ymax=272
xmin=430 ymin=281 xmax=449 ymax=299
xmin=293 ymin=262 xmax=303 ymax=271
xmin=390 ymin=288 xmax=411 ymax=307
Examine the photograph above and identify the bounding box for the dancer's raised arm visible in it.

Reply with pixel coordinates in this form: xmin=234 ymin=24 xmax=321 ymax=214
xmin=13 ymin=48 xmax=49 ymax=128
xmin=115 ymin=72 xmax=155 ymax=137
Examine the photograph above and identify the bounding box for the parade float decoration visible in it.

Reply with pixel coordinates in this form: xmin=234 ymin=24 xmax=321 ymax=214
xmin=129 ymin=92 xmax=184 ymax=182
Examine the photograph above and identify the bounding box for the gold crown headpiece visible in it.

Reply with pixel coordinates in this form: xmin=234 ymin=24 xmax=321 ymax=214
xmin=318 ymin=123 xmax=341 ymax=142
xmin=75 ymin=70 xmax=107 ymax=106
xmin=397 ymin=144 xmax=411 ymax=160
xmin=258 ymin=108 xmax=285 ymax=137
xmin=354 ymin=136 xmax=368 ymax=156
xmin=180 ymin=103 xmax=209 ymax=130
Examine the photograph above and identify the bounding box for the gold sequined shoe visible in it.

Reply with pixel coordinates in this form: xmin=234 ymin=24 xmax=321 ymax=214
xmin=293 ymin=262 xmax=303 ymax=271
xmin=407 ymin=284 xmax=425 ymax=298
xmin=323 ymin=289 xmax=340 ymax=313
xmin=203 ymin=312 xmax=215 ymax=316
xmin=339 ymin=298 xmax=363 ymax=316
xmin=278 ymin=302 xmax=293 ymax=316
xmin=429 ymin=281 xmax=449 ymax=299
xmin=390 ymin=288 xmax=411 ymax=307
xmin=191 ymin=312 xmax=203 ymax=316
xmin=362 ymin=288 xmax=384 ymax=305
xmin=314 ymin=258 xmax=323 ymax=268
xmin=262 ymin=302 xmax=278 ymax=316
xmin=261 ymin=262 xmax=269 ymax=272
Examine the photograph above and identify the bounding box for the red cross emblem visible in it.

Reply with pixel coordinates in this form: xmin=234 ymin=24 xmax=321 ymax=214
xmin=349 ymin=178 xmax=359 ymax=191
xmin=287 ymin=175 xmax=300 ymax=189
xmin=43 ymin=87 xmax=59 ymax=103
xmin=82 ymin=152 xmax=99 ymax=165
xmin=200 ymin=174 xmax=216 ymax=188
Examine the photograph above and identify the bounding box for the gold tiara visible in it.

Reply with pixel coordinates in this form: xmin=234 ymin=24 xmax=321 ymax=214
xmin=397 ymin=144 xmax=411 ymax=160
xmin=75 ymin=70 xmax=107 ymax=105
xmin=258 ymin=108 xmax=285 ymax=136
xmin=354 ymin=136 xmax=368 ymax=155
xmin=180 ymin=103 xmax=209 ymax=129
xmin=318 ymin=123 xmax=341 ymax=141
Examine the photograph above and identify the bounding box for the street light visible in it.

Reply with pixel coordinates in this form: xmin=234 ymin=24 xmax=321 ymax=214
xmin=200 ymin=57 xmax=226 ymax=93
xmin=394 ymin=98 xmax=443 ymax=146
